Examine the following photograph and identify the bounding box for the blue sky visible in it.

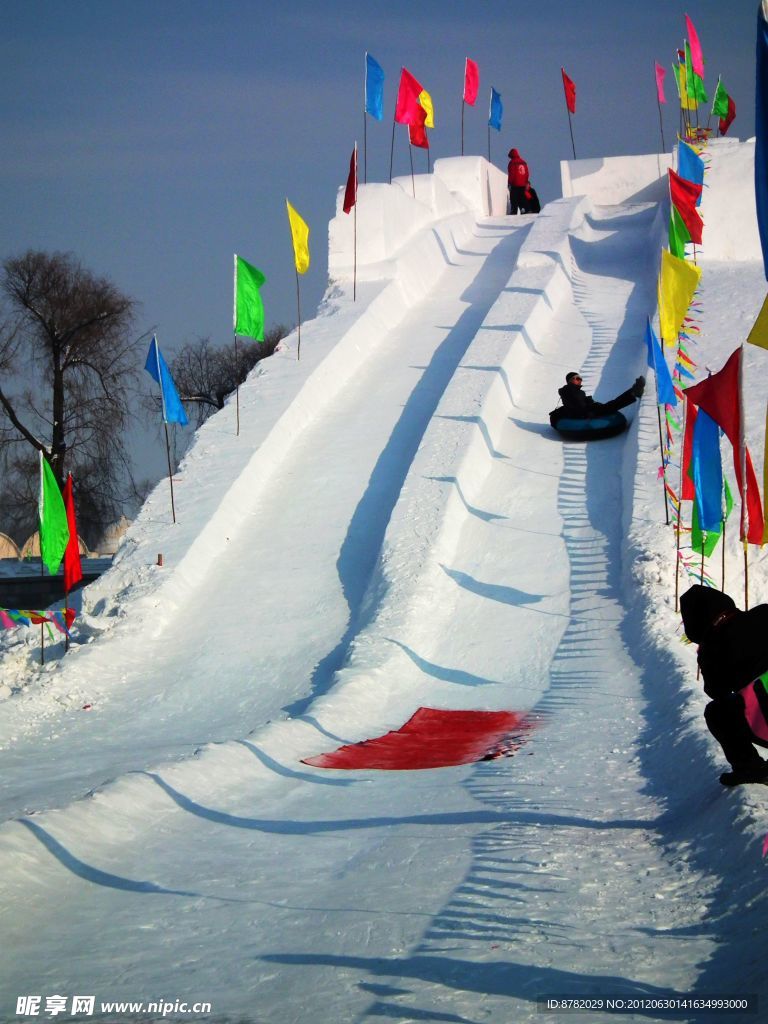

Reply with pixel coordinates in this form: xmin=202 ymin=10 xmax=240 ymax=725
xmin=0 ymin=1 xmax=758 ymax=484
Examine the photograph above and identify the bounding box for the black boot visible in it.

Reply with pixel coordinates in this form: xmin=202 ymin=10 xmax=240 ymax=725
xmin=719 ymin=759 xmax=768 ymax=786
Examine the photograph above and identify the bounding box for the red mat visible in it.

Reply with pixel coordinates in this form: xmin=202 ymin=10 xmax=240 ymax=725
xmin=301 ymin=707 xmax=533 ymax=770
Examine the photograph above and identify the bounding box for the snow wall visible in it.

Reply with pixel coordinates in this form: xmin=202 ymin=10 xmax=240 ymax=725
xmin=329 ymin=156 xmax=509 ymax=277
xmin=561 ymin=138 xmax=761 ymax=261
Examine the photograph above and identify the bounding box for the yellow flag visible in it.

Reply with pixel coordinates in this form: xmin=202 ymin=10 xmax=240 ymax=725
xmin=658 ymin=249 xmax=702 ymax=344
xmin=673 ymin=63 xmax=698 ymax=112
xmin=286 ymin=200 xmax=310 ymax=275
xmin=418 ymin=89 xmax=434 ymax=128
xmin=747 ymin=293 xmax=768 ymax=350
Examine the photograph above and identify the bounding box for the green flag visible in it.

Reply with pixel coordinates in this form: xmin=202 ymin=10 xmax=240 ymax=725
xmin=233 ymin=255 xmax=266 ymax=341
xmin=38 ymin=452 xmax=70 ymax=576
xmin=669 ymin=206 xmax=691 ymax=259
xmin=691 ymin=478 xmax=733 ymax=557
xmin=711 ymin=77 xmax=729 ymax=118
xmin=685 ymin=42 xmax=708 ymax=104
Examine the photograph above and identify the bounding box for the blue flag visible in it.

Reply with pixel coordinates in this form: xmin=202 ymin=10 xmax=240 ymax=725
xmin=677 ymin=140 xmax=705 ymax=206
xmin=757 ymin=6 xmax=768 ymax=279
xmin=692 ymin=409 xmax=723 ymax=532
xmin=365 ymin=53 xmax=384 ymax=121
xmin=488 ymin=88 xmax=503 ymax=131
xmin=145 ymin=336 xmax=188 ymax=426
xmin=644 ymin=319 xmax=677 ymax=406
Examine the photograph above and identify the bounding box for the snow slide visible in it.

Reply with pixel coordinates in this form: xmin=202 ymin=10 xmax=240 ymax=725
xmin=0 ymin=154 xmax=766 ymax=1022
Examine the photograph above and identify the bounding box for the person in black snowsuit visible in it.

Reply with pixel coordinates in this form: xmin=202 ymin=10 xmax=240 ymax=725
xmin=549 ymin=371 xmax=645 ymax=428
xmin=679 ymin=584 xmax=768 ymax=786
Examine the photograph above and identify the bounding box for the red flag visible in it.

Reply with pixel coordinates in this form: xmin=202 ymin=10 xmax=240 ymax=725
xmin=668 ymin=168 xmax=703 ymax=245
xmin=408 ymin=104 xmax=429 ymax=148
xmin=720 ymin=95 xmax=736 ymax=136
xmin=681 ymin=399 xmax=698 ymax=500
xmin=684 ymin=347 xmax=764 ymax=544
xmin=561 ymin=68 xmax=576 ymax=114
xmin=343 ymin=145 xmax=357 ymax=214
xmin=463 ymin=58 xmax=479 ymax=106
xmin=62 ymin=473 xmax=82 ymax=592
xmin=395 ymin=67 xmax=424 ymax=125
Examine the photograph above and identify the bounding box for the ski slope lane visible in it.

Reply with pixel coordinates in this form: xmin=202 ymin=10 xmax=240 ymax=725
xmin=0 ymin=203 xmax=724 ymax=1022
xmin=0 ymin=216 xmax=530 ymax=822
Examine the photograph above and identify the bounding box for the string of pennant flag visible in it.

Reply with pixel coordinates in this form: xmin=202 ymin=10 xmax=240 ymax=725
xmin=644 ymin=9 xmax=768 ymax=611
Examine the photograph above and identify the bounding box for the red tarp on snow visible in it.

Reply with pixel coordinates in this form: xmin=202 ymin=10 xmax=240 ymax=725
xmin=301 ymin=707 xmax=533 ymax=770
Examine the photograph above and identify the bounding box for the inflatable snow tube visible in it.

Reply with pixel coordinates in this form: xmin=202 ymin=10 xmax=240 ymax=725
xmin=551 ymin=411 xmax=628 ymax=441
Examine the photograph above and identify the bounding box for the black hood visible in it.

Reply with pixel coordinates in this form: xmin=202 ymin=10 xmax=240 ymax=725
xmin=680 ymin=585 xmax=737 ymax=642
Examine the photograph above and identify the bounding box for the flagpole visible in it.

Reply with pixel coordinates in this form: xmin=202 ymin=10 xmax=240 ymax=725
xmin=163 ymin=421 xmax=177 ymax=524
xmin=721 ymin=517 xmax=726 ymax=591
xmin=656 ymin=84 xmax=666 ymax=154
xmin=295 ymin=269 xmax=302 ymax=361
xmin=353 ymin=198 xmax=357 ymax=302
xmin=234 ymin=332 xmax=240 ymax=437
xmin=461 ymin=99 xmax=465 ymax=156
xmin=353 ymin=142 xmax=358 ymax=302
xmin=39 ymin=553 xmax=45 ymax=665
xmin=487 ymin=124 xmax=491 ymax=163
xmin=566 ymin=107 xmax=576 ymax=160
xmin=656 ymin=405 xmax=670 ymax=525
xmin=363 ymin=53 xmax=368 ymax=185
xmin=389 ymin=118 xmax=396 ymax=184
xmin=738 ymin=343 xmax=749 ymax=607
xmin=674 ymin=399 xmax=688 ymax=612
xmin=408 ymin=141 xmax=415 ymax=197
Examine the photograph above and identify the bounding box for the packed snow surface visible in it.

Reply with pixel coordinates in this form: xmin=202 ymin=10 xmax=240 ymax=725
xmin=1 ymin=152 xmax=767 ymax=1024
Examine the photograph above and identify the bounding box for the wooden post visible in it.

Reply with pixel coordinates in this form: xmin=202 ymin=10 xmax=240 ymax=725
xmin=744 ymin=540 xmax=750 ymax=609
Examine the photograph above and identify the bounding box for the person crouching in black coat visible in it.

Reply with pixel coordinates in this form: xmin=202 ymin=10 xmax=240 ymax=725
xmin=549 ymin=371 xmax=645 ymax=427
xmin=680 ymin=584 xmax=768 ymax=786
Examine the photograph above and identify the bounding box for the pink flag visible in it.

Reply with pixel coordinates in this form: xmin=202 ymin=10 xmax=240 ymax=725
xmin=685 ymin=14 xmax=704 ymax=78
xmin=654 ymin=62 xmax=667 ymax=104
xmin=464 ymin=58 xmax=479 ymax=106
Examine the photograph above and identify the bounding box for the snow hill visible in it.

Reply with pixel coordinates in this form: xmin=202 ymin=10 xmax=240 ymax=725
xmin=1 ymin=148 xmax=768 ymax=1024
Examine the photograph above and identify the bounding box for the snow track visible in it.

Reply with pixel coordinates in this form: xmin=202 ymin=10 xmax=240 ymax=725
xmin=0 ymin=193 xmax=761 ymax=1022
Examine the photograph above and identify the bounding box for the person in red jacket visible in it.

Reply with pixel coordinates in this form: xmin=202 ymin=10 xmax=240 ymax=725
xmin=507 ymin=148 xmax=530 ymax=214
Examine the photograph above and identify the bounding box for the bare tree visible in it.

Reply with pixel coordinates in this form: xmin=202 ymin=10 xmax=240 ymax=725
xmin=168 ymin=325 xmax=287 ymax=428
xmin=0 ymin=250 xmax=142 ymax=545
